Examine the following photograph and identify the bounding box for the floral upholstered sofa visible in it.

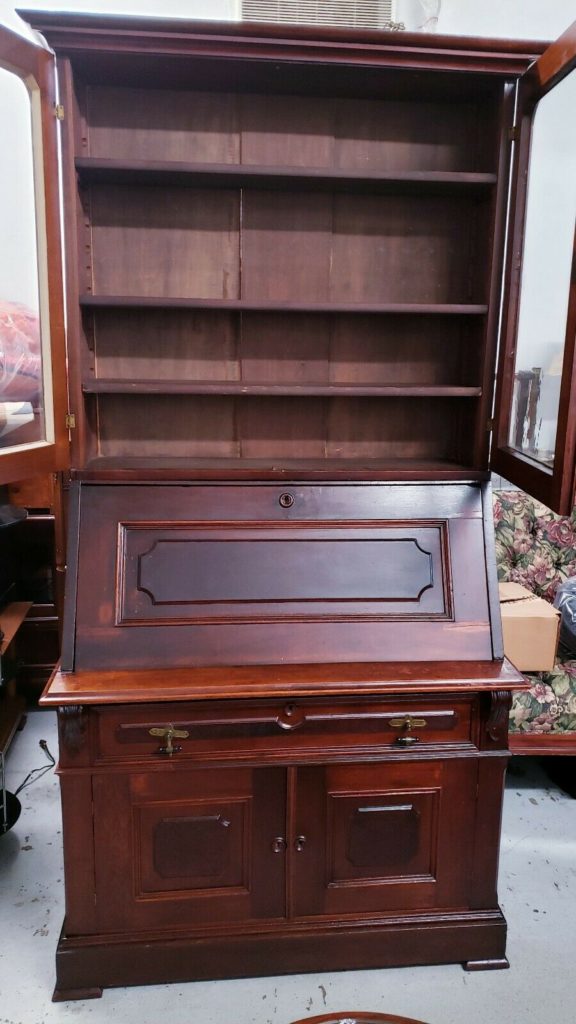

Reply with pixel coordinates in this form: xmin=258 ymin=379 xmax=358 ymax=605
xmin=493 ymin=490 xmax=576 ymax=755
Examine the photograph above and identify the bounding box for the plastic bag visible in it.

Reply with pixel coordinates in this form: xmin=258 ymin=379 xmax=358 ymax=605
xmin=553 ymin=577 xmax=576 ymax=655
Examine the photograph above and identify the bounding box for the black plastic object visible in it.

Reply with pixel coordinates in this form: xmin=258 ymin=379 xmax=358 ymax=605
xmin=554 ymin=577 xmax=576 ymax=655
xmin=1 ymin=790 xmax=22 ymax=834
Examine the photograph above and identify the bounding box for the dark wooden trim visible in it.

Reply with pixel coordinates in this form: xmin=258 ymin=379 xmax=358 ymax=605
xmin=530 ymin=19 xmax=576 ymax=95
xmin=59 ymin=481 xmax=82 ymax=672
xmin=473 ymin=83 xmax=516 ymax=471
xmin=481 ymin=484 xmax=504 ymax=660
xmin=58 ymin=775 xmax=98 ymax=932
xmin=468 ymin=756 xmax=508 ymax=910
xmin=18 ymin=11 xmax=545 ymax=75
xmin=51 ymin=909 xmax=508 ymax=999
xmin=58 ymin=59 xmax=92 ymax=470
xmin=509 ymin=732 xmax=576 ymax=755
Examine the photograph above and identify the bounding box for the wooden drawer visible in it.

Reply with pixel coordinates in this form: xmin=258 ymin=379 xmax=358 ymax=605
xmin=92 ymin=695 xmax=477 ymax=764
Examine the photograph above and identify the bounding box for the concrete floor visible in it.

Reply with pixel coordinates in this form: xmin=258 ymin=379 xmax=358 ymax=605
xmin=1 ymin=710 xmax=574 ymax=1024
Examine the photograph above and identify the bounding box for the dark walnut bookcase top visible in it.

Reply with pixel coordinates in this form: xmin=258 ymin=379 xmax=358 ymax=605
xmin=31 ymin=13 xmax=532 ymax=482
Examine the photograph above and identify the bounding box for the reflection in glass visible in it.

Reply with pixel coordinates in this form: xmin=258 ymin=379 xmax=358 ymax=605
xmin=0 ymin=65 xmax=46 ymax=450
xmin=509 ymin=68 xmax=576 ymax=469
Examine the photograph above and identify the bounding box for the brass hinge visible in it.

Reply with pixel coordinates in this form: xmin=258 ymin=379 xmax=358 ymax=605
xmin=65 ymin=413 xmax=76 ymax=429
xmin=486 ymin=417 xmax=495 ymax=432
xmin=54 ymin=103 xmax=65 ymax=121
xmin=508 ymin=125 xmax=519 ymax=142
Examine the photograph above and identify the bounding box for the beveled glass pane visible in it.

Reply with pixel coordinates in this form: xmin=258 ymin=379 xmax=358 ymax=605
xmin=0 ymin=64 xmax=51 ymax=452
xmin=508 ymin=69 xmax=576 ymax=468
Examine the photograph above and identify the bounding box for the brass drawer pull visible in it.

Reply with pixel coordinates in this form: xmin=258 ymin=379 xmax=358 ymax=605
xmin=389 ymin=715 xmax=427 ymax=730
xmin=149 ymin=725 xmax=189 ymax=757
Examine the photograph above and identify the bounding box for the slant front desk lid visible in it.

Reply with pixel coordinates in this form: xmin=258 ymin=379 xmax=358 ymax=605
xmin=60 ymin=481 xmax=503 ymax=672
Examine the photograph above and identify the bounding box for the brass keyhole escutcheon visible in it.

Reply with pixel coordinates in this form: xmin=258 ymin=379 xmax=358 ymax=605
xmin=279 ymin=492 xmax=295 ymax=508
xmin=149 ymin=724 xmax=190 ymax=757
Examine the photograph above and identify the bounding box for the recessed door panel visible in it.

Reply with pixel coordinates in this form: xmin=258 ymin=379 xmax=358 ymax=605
xmin=92 ymin=766 xmax=286 ymax=933
xmin=121 ymin=524 xmax=446 ymax=623
xmin=139 ymin=801 xmax=248 ymax=894
xmin=333 ymin=792 xmax=437 ymax=882
xmin=292 ymin=760 xmax=477 ymax=918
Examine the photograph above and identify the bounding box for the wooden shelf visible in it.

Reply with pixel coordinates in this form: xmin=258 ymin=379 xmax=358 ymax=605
xmin=0 ymin=694 xmax=25 ymax=757
xmin=76 ymin=158 xmax=498 ymax=194
xmin=80 ymin=456 xmax=489 ymax=481
xmin=84 ymin=379 xmax=482 ymax=398
xmin=0 ymin=602 xmax=33 ymax=757
xmin=80 ymin=295 xmax=488 ymax=315
xmin=0 ymin=602 xmax=34 ymax=656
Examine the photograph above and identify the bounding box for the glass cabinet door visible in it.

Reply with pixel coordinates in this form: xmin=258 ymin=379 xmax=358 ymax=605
xmin=493 ymin=21 xmax=576 ymax=513
xmin=0 ymin=23 xmax=68 ymax=484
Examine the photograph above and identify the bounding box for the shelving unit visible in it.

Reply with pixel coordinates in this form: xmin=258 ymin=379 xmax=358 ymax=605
xmin=59 ymin=53 xmax=505 ymax=480
xmin=21 ymin=9 xmax=561 ymax=999
xmin=0 ymin=602 xmax=33 ymax=833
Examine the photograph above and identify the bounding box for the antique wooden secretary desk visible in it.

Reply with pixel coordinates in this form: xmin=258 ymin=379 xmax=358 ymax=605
xmin=2 ymin=10 xmax=576 ymax=1001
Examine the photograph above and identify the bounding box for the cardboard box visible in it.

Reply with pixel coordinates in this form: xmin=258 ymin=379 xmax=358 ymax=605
xmin=499 ymin=582 xmax=560 ymax=671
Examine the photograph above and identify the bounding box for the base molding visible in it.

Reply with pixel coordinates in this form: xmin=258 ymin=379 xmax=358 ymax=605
xmin=53 ymin=911 xmax=508 ymax=999
xmin=52 ymin=987 xmax=103 ymax=1002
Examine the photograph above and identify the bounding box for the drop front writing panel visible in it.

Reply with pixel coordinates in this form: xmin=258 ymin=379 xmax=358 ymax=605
xmin=68 ymin=482 xmax=493 ymax=668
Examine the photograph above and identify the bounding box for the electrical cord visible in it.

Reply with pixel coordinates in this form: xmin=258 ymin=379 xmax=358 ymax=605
xmin=13 ymin=739 xmax=55 ymax=796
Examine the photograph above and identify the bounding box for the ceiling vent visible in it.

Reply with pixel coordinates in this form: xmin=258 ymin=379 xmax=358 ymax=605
xmin=239 ymin=1 xmax=402 ymax=31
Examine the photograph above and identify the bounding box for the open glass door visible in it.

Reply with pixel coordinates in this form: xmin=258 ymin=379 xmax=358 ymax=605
xmin=493 ymin=22 xmax=576 ymax=514
xmin=0 ymin=22 xmax=68 ymax=485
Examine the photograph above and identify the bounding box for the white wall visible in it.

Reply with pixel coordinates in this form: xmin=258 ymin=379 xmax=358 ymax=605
xmin=0 ymin=66 xmax=39 ymax=311
xmin=8 ymin=0 xmax=236 ymax=29
xmin=437 ymin=0 xmax=575 ymax=41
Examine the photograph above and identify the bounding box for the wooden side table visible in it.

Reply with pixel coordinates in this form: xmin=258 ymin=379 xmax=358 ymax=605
xmin=0 ymin=601 xmax=33 ymax=833
xmin=289 ymin=1014 xmax=428 ymax=1024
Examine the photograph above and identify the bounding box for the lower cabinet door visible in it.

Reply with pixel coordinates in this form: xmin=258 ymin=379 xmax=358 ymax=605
xmin=90 ymin=757 xmax=479 ymax=934
xmin=290 ymin=759 xmax=478 ymax=918
xmin=92 ymin=766 xmax=287 ymax=933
